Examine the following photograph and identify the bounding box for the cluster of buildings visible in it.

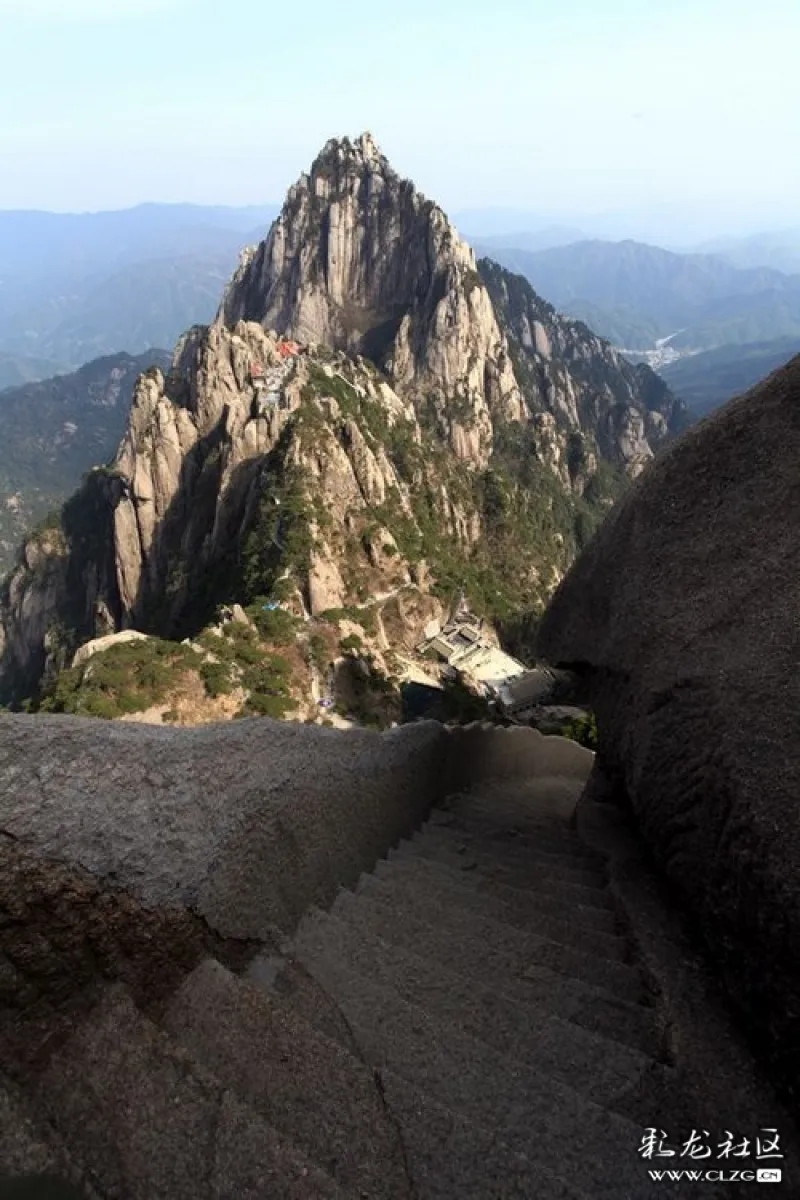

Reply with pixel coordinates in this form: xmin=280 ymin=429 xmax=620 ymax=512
xmin=415 ymin=604 xmax=560 ymax=720
xmin=250 ymin=342 xmax=306 ymax=412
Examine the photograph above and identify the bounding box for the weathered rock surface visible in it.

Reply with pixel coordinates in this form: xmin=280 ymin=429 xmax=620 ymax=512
xmin=481 ymin=260 xmax=689 ymax=484
xmin=220 ymin=132 xmax=684 ymax=477
xmin=71 ymin=629 xmax=151 ymax=668
xmin=0 ymin=714 xmax=448 ymax=939
xmin=537 ymin=354 xmax=800 ymax=1101
xmin=219 ymin=132 xmax=521 ymax=462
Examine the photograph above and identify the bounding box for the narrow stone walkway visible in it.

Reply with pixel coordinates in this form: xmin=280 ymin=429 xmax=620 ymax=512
xmin=2 ymin=772 xmax=797 ymax=1197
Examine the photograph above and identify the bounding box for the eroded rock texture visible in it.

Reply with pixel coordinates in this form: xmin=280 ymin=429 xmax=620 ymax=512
xmin=537 ymin=354 xmax=800 ymax=1099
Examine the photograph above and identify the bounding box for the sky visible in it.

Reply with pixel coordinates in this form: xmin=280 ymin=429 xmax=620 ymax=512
xmin=1 ymin=0 xmax=798 ymax=242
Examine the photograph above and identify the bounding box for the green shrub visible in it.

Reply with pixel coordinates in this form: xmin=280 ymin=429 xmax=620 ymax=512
xmin=559 ymin=712 xmax=598 ymax=751
xmin=440 ymin=679 xmax=492 ymax=724
xmin=37 ymin=637 xmax=198 ymax=719
xmin=239 ymin=654 xmax=293 ymax=719
xmin=244 ymin=692 xmax=293 ymax=718
xmin=241 ymin=656 xmax=290 ymax=692
xmin=339 ymin=633 xmax=363 ymax=654
xmin=308 ymin=633 xmax=329 ymax=671
xmin=200 ymin=659 xmax=234 ymax=698
xmin=319 ymin=606 xmax=377 ymax=636
xmin=232 ymin=638 xmax=263 ymax=665
xmin=82 ymin=693 xmax=125 ymax=720
xmin=240 ymin=471 xmax=314 ymax=601
xmin=463 ymin=268 xmax=483 ymax=297
xmin=219 ymin=621 xmax=263 ymax=663
xmin=246 ymin=603 xmax=298 ymax=644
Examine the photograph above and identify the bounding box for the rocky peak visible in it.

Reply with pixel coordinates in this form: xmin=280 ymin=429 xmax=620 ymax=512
xmin=219 ymin=133 xmax=524 ymax=464
xmin=312 ymin=130 xmax=394 ymax=178
xmin=0 ymin=134 xmax=689 ymax=708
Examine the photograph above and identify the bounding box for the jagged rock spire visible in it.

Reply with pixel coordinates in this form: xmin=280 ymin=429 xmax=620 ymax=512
xmin=313 ymin=130 xmax=389 ymax=171
xmin=217 ymin=133 xmax=525 ymax=460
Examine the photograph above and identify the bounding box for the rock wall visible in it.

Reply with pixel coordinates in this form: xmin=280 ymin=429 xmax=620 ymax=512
xmin=536 ymin=354 xmax=800 ymax=1101
xmin=480 ymin=259 xmax=689 ymax=482
xmin=0 ymin=350 xmax=171 ymax=577
xmin=0 ymin=714 xmax=450 ymax=941
xmin=0 ymin=713 xmax=595 ymax=1043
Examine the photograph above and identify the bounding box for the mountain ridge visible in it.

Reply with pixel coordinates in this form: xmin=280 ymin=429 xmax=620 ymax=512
xmin=0 ymin=203 xmax=280 ymax=377
xmin=482 ymin=238 xmax=800 ymax=352
xmin=0 ymin=134 xmax=688 ymax=711
xmin=659 ymin=336 xmax=800 ymax=416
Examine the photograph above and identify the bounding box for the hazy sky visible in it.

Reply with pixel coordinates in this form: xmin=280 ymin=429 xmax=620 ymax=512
xmin=1 ymin=0 xmax=798 ymax=239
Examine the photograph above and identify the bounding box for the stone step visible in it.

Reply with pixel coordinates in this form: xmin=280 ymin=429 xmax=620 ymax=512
xmin=31 ymin=983 xmax=350 ymax=1199
xmin=424 ymin=816 xmax=608 ymax=885
xmin=330 ymin=889 xmax=662 ymax=1056
xmin=247 ymin=953 xmax=595 ymax=1199
xmin=445 ymin=780 xmax=590 ymax=828
xmin=390 ymin=839 xmax=620 ymax=933
xmin=428 ymin=804 xmax=598 ymax=861
xmin=273 ymin=935 xmax=648 ymax=1198
xmin=409 ymin=827 xmax=615 ymax=908
xmin=378 ymin=1068 xmax=593 ymax=1199
xmin=438 ymin=817 xmax=602 ymax=866
xmin=425 ymin=809 xmax=608 ymax=869
xmin=162 ymin=958 xmax=412 ymax=1199
xmin=438 ymin=773 xmax=590 ymax=810
xmin=351 ymin=874 xmax=646 ymax=1001
xmin=289 ymin=908 xmax=658 ymax=1106
xmin=373 ymin=855 xmax=630 ymax=961
xmin=451 ymin=774 xmax=587 ymax=823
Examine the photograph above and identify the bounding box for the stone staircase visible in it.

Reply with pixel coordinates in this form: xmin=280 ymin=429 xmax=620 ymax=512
xmin=2 ymin=766 xmax=797 ymax=1198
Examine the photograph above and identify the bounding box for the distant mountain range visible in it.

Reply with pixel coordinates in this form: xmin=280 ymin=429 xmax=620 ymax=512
xmin=0 ymin=203 xmax=277 ymax=274
xmin=455 ymin=225 xmax=588 ymax=252
xmin=693 ymin=230 xmax=800 ymax=275
xmin=0 ymin=349 xmax=69 ymax=390
xmin=454 ymin=203 xmax=800 ymax=248
xmin=658 ymin=338 xmax=800 ymax=418
xmin=477 ymin=239 xmax=800 ymax=353
xmin=4 ymin=200 xmax=800 ymax=382
xmin=3 ymin=198 xmax=798 ymax=473
xmin=0 ymin=203 xmax=278 ymax=383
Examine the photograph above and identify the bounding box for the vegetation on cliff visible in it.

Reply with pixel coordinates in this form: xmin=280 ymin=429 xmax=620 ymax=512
xmin=0 ymin=134 xmax=688 ymax=723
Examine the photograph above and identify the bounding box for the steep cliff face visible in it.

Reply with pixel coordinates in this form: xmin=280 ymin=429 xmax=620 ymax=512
xmin=219 ymin=132 xmax=524 ymax=466
xmin=479 ymin=260 xmax=689 ymax=486
xmin=0 ymin=350 xmax=170 ymax=575
xmin=0 ymin=133 xmax=688 ymax=706
xmin=0 ymin=468 xmax=124 ymax=701
xmin=0 ymin=326 xmax=490 ymax=702
xmin=108 ymin=323 xmax=433 ymax=630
